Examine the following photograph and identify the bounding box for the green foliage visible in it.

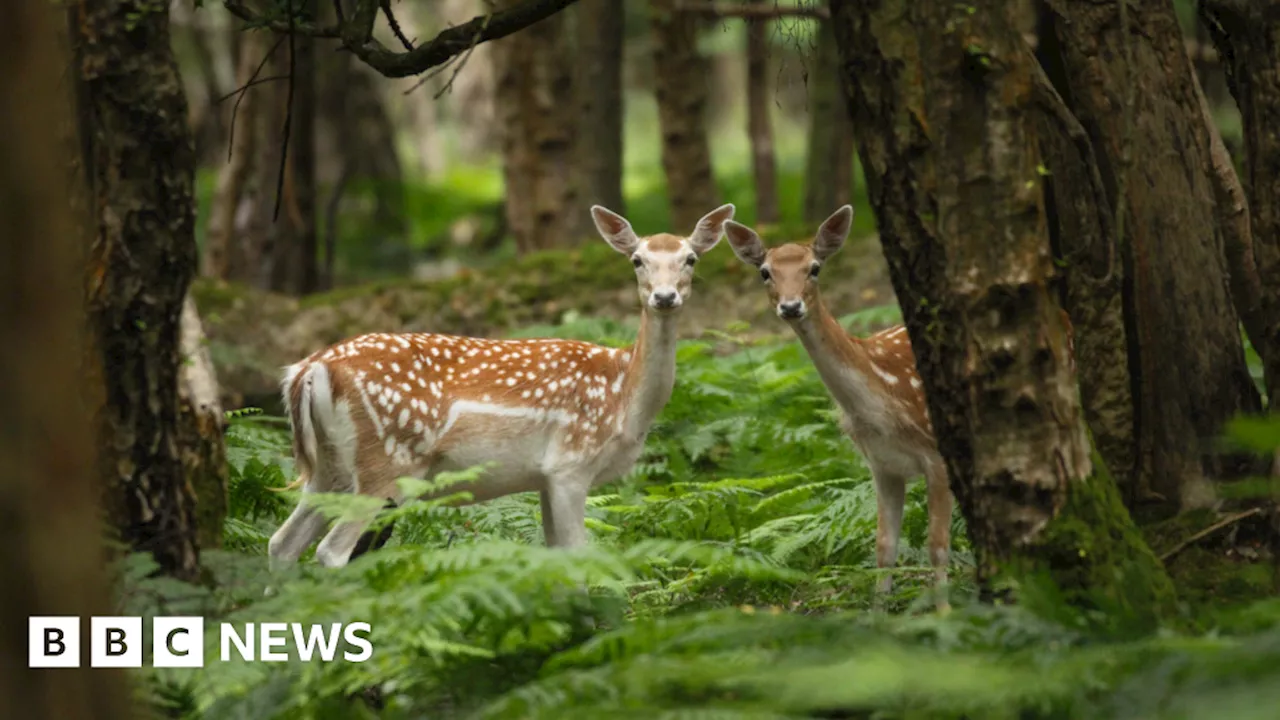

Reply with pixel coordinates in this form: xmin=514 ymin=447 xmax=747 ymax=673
xmin=120 ymin=315 xmax=1280 ymax=719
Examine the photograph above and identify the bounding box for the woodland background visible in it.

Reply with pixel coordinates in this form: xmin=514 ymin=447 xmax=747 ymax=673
xmin=4 ymin=0 xmax=1280 ymax=717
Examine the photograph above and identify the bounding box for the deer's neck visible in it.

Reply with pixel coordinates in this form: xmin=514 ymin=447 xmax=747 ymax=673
xmin=790 ymin=298 xmax=884 ymax=421
xmin=618 ymin=308 xmax=679 ymax=440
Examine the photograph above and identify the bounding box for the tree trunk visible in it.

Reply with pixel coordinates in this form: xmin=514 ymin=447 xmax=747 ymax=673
xmin=651 ymin=0 xmax=721 ymax=230
xmin=575 ymin=0 xmax=626 ymax=214
xmin=493 ymin=0 xmax=580 ymax=252
xmin=746 ymin=17 xmax=778 ymax=225
xmin=1033 ymin=4 xmax=1136 ymax=503
xmin=803 ymin=17 xmax=854 ymax=225
xmin=74 ymin=0 xmax=201 ymax=581
xmin=178 ymin=294 xmax=229 ymax=550
xmin=831 ymin=0 xmax=1177 ymax=623
xmin=0 ymin=3 xmax=133 ymax=715
xmin=1038 ymin=0 xmax=1262 ymax=509
xmin=1200 ymin=0 xmax=1280 ymax=411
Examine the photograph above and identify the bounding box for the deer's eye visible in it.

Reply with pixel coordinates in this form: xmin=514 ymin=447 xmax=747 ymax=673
xmin=809 ymin=263 xmax=822 ymax=278
xmin=760 ymin=267 xmax=772 ymax=282
xmin=632 ymin=256 xmax=643 ymax=268
xmin=685 ymin=254 xmax=698 ymax=267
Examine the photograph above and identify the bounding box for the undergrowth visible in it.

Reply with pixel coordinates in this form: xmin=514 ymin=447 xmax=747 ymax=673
xmin=118 ymin=312 xmax=1280 ymax=719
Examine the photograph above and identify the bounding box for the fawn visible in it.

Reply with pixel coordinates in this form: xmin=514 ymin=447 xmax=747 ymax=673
xmin=267 ymin=204 xmax=736 ymax=568
xmin=725 ymin=206 xmax=954 ymax=610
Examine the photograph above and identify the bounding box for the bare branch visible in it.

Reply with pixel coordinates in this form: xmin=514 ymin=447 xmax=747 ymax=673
xmin=674 ymin=1 xmax=829 ymax=19
xmin=381 ymin=0 xmax=416 ymax=50
xmin=223 ymin=0 xmax=581 ymax=78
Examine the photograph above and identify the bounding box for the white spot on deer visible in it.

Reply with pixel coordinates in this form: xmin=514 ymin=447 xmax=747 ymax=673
xmin=398 ymin=408 xmax=410 ymax=428
xmin=909 ymin=377 xmax=922 ymax=389
xmin=871 ymin=364 xmax=900 ymax=386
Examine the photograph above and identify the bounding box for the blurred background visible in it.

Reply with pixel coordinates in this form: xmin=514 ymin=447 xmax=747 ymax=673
xmin=178 ymin=0 xmax=1240 ymax=412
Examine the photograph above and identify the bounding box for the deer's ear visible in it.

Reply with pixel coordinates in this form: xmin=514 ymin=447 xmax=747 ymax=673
xmin=689 ymin=203 xmax=736 ymax=255
xmin=724 ymin=221 xmax=766 ymax=267
xmin=813 ymin=205 xmax=853 ymax=261
xmin=591 ymin=205 xmax=640 ymax=255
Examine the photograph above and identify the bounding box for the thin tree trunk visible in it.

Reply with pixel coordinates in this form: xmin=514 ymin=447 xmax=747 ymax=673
xmin=0 ymin=3 xmax=132 ymax=715
xmin=178 ymin=294 xmax=228 ymax=550
xmin=74 ymin=0 xmax=201 ymax=580
xmin=831 ymin=0 xmax=1177 ymax=622
xmin=1041 ymin=0 xmax=1262 ymax=510
xmin=803 ymin=17 xmax=853 ymax=224
xmin=1200 ymin=0 xmax=1280 ymax=411
xmin=493 ymin=0 xmax=580 ymax=252
xmin=746 ymin=17 xmax=778 ymax=225
xmin=575 ymin=0 xmax=626 ymax=213
xmin=651 ymin=0 xmax=721 ymax=230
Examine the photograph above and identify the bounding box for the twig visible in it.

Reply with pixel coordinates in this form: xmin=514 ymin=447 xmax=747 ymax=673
xmin=225 ymin=34 xmax=287 ymax=163
xmin=381 ymin=0 xmax=415 ymax=50
xmin=215 ymin=73 xmax=289 ymax=103
xmin=1158 ymin=507 xmax=1263 ymax=562
xmin=674 ymin=1 xmax=829 ymax=19
xmin=272 ymin=0 xmax=298 ymax=222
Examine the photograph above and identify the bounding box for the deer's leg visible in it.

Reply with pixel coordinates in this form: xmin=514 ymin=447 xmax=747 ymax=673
xmin=925 ymin=462 xmax=954 ymax=612
xmin=544 ymin=477 xmax=590 ymax=549
xmin=267 ymin=474 xmax=330 ymax=571
xmin=871 ymin=466 xmax=908 ymax=595
xmin=314 ymin=471 xmax=404 ymax=568
xmin=539 ymin=489 xmax=558 ymax=547
xmin=348 ymin=499 xmax=398 ymax=561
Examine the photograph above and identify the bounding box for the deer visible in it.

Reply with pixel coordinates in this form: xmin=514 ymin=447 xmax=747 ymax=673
xmin=266 ymin=203 xmax=737 ymax=569
xmin=723 ymin=205 xmax=956 ymax=610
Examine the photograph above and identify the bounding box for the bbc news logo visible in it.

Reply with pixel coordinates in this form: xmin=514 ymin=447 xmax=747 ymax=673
xmin=29 ymin=617 xmax=372 ymax=668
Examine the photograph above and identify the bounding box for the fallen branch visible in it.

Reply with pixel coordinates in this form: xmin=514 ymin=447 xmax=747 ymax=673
xmin=1158 ymin=507 xmax=1264 ymax=562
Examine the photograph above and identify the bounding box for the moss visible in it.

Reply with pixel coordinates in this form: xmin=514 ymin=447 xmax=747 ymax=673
xmin=1015 ymin=450 xmax=1180 ymax=635
xmin=1143 ymin=510 xmax=1277 ymax=623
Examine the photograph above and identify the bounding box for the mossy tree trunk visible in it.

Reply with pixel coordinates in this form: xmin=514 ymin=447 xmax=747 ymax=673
xmin=73 ymin=0 xmax=201 ymax=580
xmin=1038 ymin=0 xmax=1262 ymax=509
xmin=830 ymin=0 xmax=1176 ymax=624
xmin=0 ymin=3 xmax=133 ymax=714
xmin=803 ymin=16 xmax=854 ymax=225
xmin=1200 ymin=0 xmax=1280 ymax=411
xmin=494 ymin=0 xmax=581 ymax=252
xmin=574 ymin=0 xmax=626 ymax=214
xmin=651 ymin=0 xmax=721 ymax=230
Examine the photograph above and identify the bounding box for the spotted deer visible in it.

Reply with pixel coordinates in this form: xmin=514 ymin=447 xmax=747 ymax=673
xmin=267 ymin=204 xmax=736 ymax=569
xmin=724 ymin=205 xmax=955 ymax=609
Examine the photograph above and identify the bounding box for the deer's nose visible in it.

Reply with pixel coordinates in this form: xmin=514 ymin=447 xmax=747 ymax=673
xmin=652 ymin=290 xmax=680 ymax=309
xmin=777 ymin=300 xmax=805 ymax=319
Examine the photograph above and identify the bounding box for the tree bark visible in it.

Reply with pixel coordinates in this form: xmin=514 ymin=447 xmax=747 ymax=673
xmin=73 ymin=0 xmax=201 ymax=580
xmin=803 ymin=17 xmax=854 ymax=224
xmin=178 ymin=294 xmax=229 ymax=550
xmin=831 ymin=0 xmax=1176 ymax=622
xmin=493 ymin=0 xmax=581 ymax=252
xmin=0 ymin=3 xmax=133 ymax=715
xmin=1032 ymin=7 xmax=1136 ymax=504
xmin=651 ymin=0 xmax=721 ymax=230
xmin=1200 ymin=0 xmax=1280 ymax=411
xmin=746 ymin=17 xmax=778 ymax=225
xmin=575 ymin=0 xmax=626 ymax=214
xmin=1039 ymin=0 xmax=1262 ymax=509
